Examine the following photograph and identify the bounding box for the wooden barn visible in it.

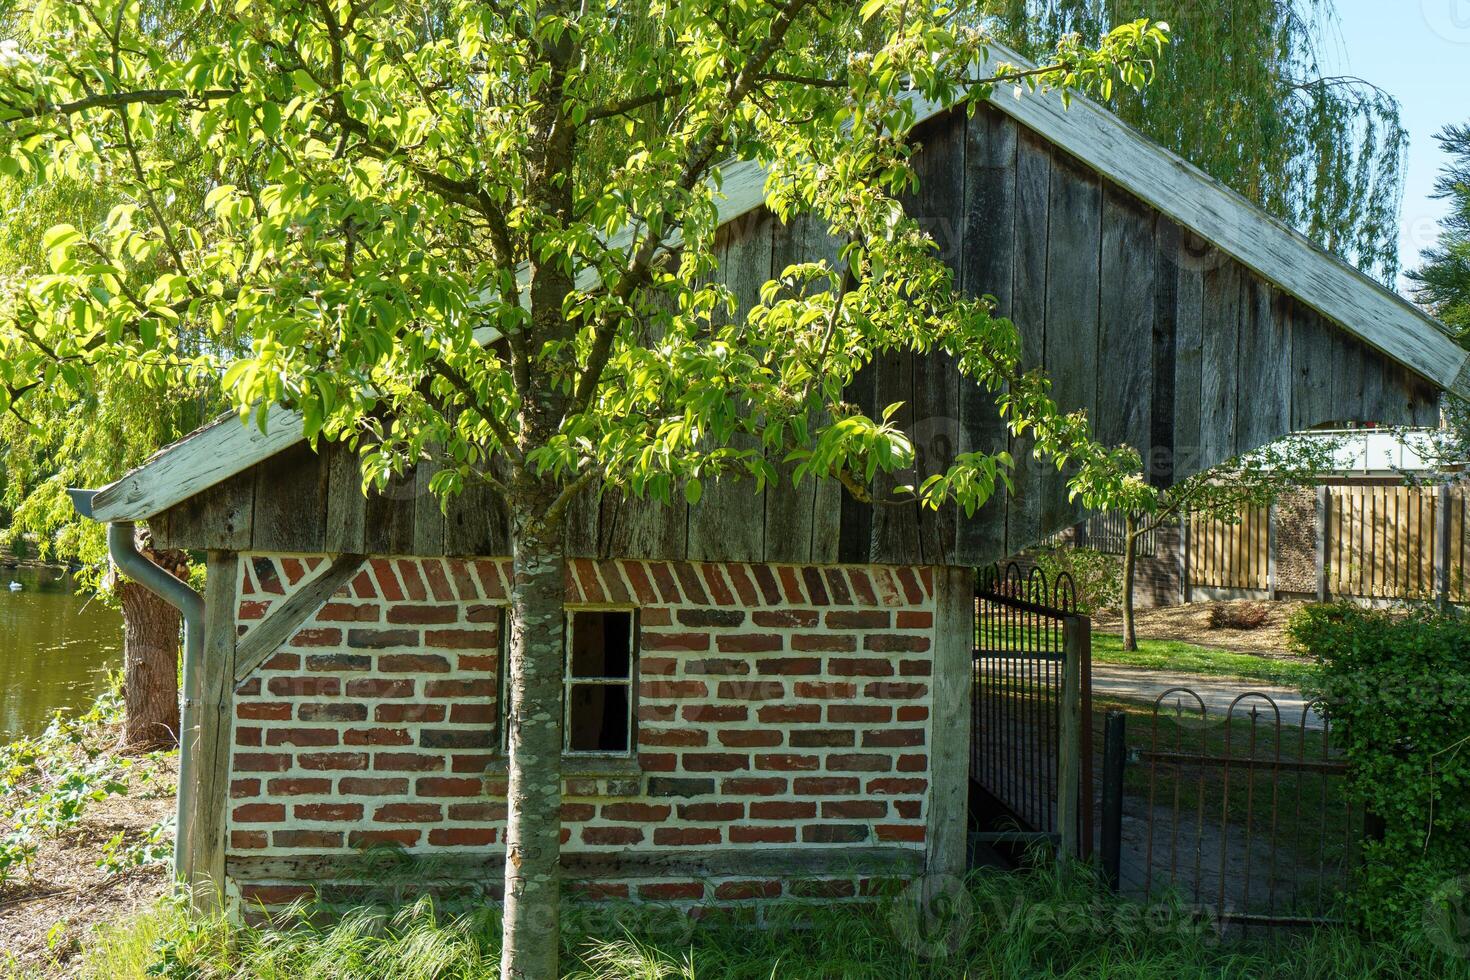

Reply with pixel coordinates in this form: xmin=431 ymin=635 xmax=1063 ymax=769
xmin=75 ymin=47 xmax=1464 ymax=912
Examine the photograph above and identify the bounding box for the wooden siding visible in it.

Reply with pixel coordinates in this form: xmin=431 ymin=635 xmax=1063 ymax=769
xmin=152 ymin=105 xmax=1441 ymax=566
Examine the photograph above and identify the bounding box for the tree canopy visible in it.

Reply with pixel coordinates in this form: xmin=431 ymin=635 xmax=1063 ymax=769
xmin=1410 ymin=123 xmax=1470 ymax=344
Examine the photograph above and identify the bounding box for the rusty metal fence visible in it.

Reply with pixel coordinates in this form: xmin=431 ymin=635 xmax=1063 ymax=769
xmin=1109 ymin=689 xmax=1360 ymax=933
xmin=971 ymin=563 xmax=1092 ymax=860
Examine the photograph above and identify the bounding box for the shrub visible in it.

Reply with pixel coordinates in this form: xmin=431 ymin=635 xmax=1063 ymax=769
xmin=1207 ymin=602 xmax=1270 ymax=630
xmin=1022 ymin=548 xmax=1120 ymax=615
xmin=1287 ymin=603 xmax=1470 ymax=950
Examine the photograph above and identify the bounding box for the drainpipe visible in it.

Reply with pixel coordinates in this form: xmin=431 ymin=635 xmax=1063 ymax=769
xmin=69 ymin=489 xmax=205 ymax=880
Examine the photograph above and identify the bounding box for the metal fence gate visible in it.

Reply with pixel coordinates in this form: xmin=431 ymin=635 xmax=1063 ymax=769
xmin=970 ymin=563 xmax=1093 ymax=860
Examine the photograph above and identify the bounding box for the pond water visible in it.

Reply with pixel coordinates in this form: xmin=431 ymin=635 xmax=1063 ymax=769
xmin=0 ymin=566 xmax=123 ymax=741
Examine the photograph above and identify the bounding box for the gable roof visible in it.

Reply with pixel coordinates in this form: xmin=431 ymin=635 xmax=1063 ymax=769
xmin=88 ymin=42 xmax=1468 ymax=524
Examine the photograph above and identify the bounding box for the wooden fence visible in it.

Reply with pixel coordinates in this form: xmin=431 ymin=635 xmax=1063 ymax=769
xmin=1184 ymin=485 xmax=1470 ymax=604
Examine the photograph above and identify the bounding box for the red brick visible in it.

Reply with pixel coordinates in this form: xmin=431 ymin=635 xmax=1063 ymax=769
xmin=375 ymin=802 xmax=442 ymax=823
xmin=348 ymin=628 xmax=418 ymax=649
xmin=867 ymin=777 xmax=927 ymax=795
xmin=639 ymin=704 xmax=677 ymax=722
xmin=449 ymin=703 xmax=495 ymax=725
xmin=318 ymin=602 xmax=381 ymax=622
xmin=865 ymin=634 xmax=929 ymax=653
xmin=682 ymin=704 xmax=747 ymax=723
xmin=640 ymin=632 xmax=710 ymax=652
xmin=777 ymin=567 xmax=806 ymax=603
xmin=291 ymin=628 xmax=345 ymax=648
xmin=791 ymin=633 xmax=856 ymax=652
xmin=235 ymin=727 xmax=262 ymax=747
xmin=801 ymin=568 xmax=830 ymax=605
xmin=425 ymin=628 xmax=494 ymax=649
xmin=298 ymin=703 xmax=367 ymax=722
xmin=370 ymin=559 xmax=405 ymax=601
xmin=729 ymin=826 xmax=796 ymax=844
xmin=749 ymin=565 xmax=783 ymax=604
xmin=303 ymin=653 xmax=369 ymax=671
xmin=683 ymin=753 xmax=748 ymax=772
xmin=723 ymin=563 xmax=760 ymax=606
xmin=640 ymin=606 xmax=671 ymax=627
xmin=601 ymin=802 xmax=670 ymax=822
xmin=715 ymin=681 xmax=784 ymax=701
xmin=241 ymin=884 xmax=314 ymax=905
xmin=261 ymin=653 xmax=300 ymax=671
xmin=233 ymin=803 xmax=285 ymax=823
xmin=794 ymin=776 xmax=860 ymax=795
xmin=231 ymin=830 xmax=268 ymax=849
xmin=803 ymin=824 xmax=870 ymax=843
xmin=374 ymin=753 xmax=445 ymax=771
xmin=561 ymin=803 xmax=595 ymax=821
xmin=447 ymin=559 xmax=479 ymax=601
xmin=896 ymin=610 xmax=933 ymax=628
xmin=466 ymin=604 xmax=502 ymax=624
xmin=639 ymin=728 xmax=708 ymax=747
xmin=639 ymin=657 xmax=677 ymax=676
xmin=655 ymin=827 xmax=720 ymax=846
xmin=573 ymin=559 xmax=607 ymax=604
xmin=638 ymin=752 xmax=676 ymax=771
xmin=239 ymin=600 xmax=269 ymax=621
xmin=425 ymin=679 xmax=495 ymax=697
xmin=231 ymin=778 xmax=260 ymax=798
xmin=671 ymin=563 xmax=710 ymax=604
xmin=416 ymin=777 xmax=483 ymax=797
xmin=343 ymin=727 xmax=414 ymax=746
xmin=472 ymin=560 xmax=505 ymax=600
xmin=789 ymin=730 xmax=852 ymax=748
xmin=756 ymin=753 xmax=819 ymax=771
xmin=295 ymin=802 xmax=363 ymax=821
xmin=823 ymin=799 xmax=887 ymax=819
xmin=380 ymin=653 xmax=451 ymax=673
xmin=750 ymin=800 xmax=815 ymax=819
xmin=429 ymin=827 xmax=496 ymax=846
xmin=421 ymin=561 xmax=455 ymax=601
xmin=340 ymin=777 xmax=410 ymax=795
xmin=387 ymin=605 xmax=458 ymax=624
xmin=621 ymin=562 xmax=660 ymax=605
xmin=637 ymin=881 xmax=704 ymax=901
xmin=896 ymin=800 xmax=922 ymax=820
xmin=641 ymin=680 xmax=708 ymax=699
xmin=714 ymin=880 xmax=780 ymax=900
xmin=718 ymin=730 xmax=782 ymax=748
xmin=829 ymin=705 xmax=891 ymax=723
xmin=865 ymin=681 xmax=927 ymax=699
xmin=266 ymin=728 xmax=338 ymax=747
xmin=757 ymin=704 xmax=820 ymax=724
xmin=350 ymin=678 xmax=416 ymax=699
xmin=863 ymin=729 xmax=924 ymax=748
xmin=677 ymin=802 xmax=744 ymax=821
xmin=794 ymin=681 xmax=856 ymax=699
xmin=896 ymin=705 xmax=929 ymax=722
xmin=582 ymin=826 xmax=644 ymax=846
xmin=268 ymin=677 xmax=340 ymax=697
xmin=715 ymin=634 xmax=782 ymax=653
xmin=721 ymin=777 xmax=787 ymax=795
xmin=877 ymin=824 xmax=926 ymax=843
xmin=299 ymin=752 xmax=370 ymax=771
xmin=753 ymin=609 xmax=819 ymax=628
xmin=267 ymin=777 xmax=332 ymax=795
xmin=897 ymin=753 xmax=927 ymax=772
xmin=237 ymin=703 xmax=292 ymax=721
xmin=830 ymin=658 xmax=893 ymax=677
xmin=684 ymin=658 xmax=748 ymax=676
xmin=826 ymin=610 xmax=890 ymax=629
xmin=235 ymin=753 xmax=291 ymax=772
xmin=900 ymin=659 xmax=932 ymax=677
xmin=350 ymin=829 xmax=421 ymax=847
xmin=375 ymin=702 xmax=444 ymax=722
xmin=827 ymin=753 xmax=891 ymax=772
xmin=350 ymin=569 xmax=377 ymax=599
xmin=458 ymin=654 xmax=497 ymax=672
xmin=754 ymin=657 xmax=820 ymax=675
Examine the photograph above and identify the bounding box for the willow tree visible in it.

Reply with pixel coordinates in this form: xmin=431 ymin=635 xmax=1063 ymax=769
xmin=982 ymin=0 xmax=1406 ymax=284
xmin=0 ymin=2 xmax=1164 ymax=974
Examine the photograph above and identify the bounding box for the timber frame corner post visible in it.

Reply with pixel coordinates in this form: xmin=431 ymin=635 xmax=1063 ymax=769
xmin=1055 ymin=615 xmax=1087 ymax=874
xmin=924 ymin=565 xmax=975 ymax=893
xmin=180 ymin=549 xmax=240 ymax=913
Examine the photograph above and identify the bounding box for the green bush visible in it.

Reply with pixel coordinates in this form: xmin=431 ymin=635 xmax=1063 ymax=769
xmin=1287 ymin=603 xmax=1470 ymax=950
xmin=1023 ymin=547 xmax=1121 ymax=614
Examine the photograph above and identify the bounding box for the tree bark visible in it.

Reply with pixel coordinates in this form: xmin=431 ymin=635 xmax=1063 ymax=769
xmin=117 ymin=579 xmax=182 ymax=749
xmin=500 ymin=498 xmax=566 ymax=980
xmin=1121 ymin=513 xmax=1138 ymax=653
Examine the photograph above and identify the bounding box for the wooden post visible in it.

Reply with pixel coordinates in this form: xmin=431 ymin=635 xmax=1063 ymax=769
xmin=181 ymin=550 xmax=239 ymax=912
xmin=1435 ymin=484 xmax=1451 ymax=608
xmin=1180 ymin=510 xmax=1191 ymax=604
xmin=925 ymin=566 xmax=976 ymax=887
xmin=1316 ymin=487 xmax=1330 ymax=602
xmin=1056 ymin=616 xmax=1085 ymax=871
xmin=1266 ymin=501 xmax=1277 ymax=600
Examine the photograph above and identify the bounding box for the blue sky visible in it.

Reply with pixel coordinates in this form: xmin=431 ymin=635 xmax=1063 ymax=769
xmin=1323 ymin=1 xmax=1470 ymax=292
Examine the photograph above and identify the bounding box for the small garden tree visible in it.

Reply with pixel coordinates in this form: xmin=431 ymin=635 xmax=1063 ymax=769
xmin=0 ymin=2 xmax=1165 ymax=974
xmin=1107 ymin=435 xmax=1340 ymax=651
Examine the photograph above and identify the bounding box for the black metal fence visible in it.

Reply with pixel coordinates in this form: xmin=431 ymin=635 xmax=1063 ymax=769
xmin=971 ymin=563 xmax=1092 ymax=859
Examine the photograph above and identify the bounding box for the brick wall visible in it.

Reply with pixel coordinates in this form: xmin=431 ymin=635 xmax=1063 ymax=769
xmin=227 ymin=555 xmax=938 ymax=906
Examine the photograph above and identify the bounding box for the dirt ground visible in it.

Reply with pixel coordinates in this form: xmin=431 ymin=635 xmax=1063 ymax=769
xmin=0 ymin=735 xmax=175 ymax=978
xmin=1090 ymin=599 xmax=1318 ymax=660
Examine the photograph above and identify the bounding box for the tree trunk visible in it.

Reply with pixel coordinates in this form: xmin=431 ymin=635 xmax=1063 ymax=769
xmin=500 ymin=505 xmax=566 ymax=980
xmin=1121 ymin=513 xmax=1138 ymax=653
xmin=117 ymin=580 xmax=182 ymax=750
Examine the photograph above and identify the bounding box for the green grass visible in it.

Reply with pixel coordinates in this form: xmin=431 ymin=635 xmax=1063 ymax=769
xmin=72 ymin=867 xmax=1468 ymax=980
xmin=1090 ymin=633 xmax=1320 ymax=688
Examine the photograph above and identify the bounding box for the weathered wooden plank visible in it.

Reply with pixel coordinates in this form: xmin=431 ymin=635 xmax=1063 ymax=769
xmin=927 ymin=566 xmax=974 ymax=882
xmin=1172 ymin=231 xmax=1207 ymax=480
xmin=412 ymin=460 xmax=447 ymax=556
xmin=1289 ymin=300 xmax=1336 ymax=431
xmin=364 ymin=470 xmax=416 ymax=556
xmin=251 ymin=441 xmax=328 ymax=553
xmin=234 ymin=555 xmax=365 ymax=682
xmin=837 ymin=360 xmax=876 ymax=565
xmin=687 ymin=213 xmax=771 ymax=562
xmin=1149 ymin=219 xmax=1182 ymax=488
xmin=1040 ymin=152 xmax=1101 ymax=535
xmin=183 ymin=550 xmax=238 ymax=910
xmin=1097 ymin=186 xmax=1156 ymax=463
xmin=868 ymin=351 xmax=922 ymax=564
xmin=445 ymin=474 xmax=510 ymax=557
xmin=324 ymin=443 xmax=367 ymax=555
xmin=1005 ymin=130 xmax=1051 ymax=555
xmin=1235 ymin=280 xmax=1291 ymax=455
xmin=152 ymin=470 xmax=255 ymax=552
xmin=955 ymin=105 xmax=1017 ymax=566
xmin=1198 ymin=254 xmax=1242 ymax=472
xmin=764 ymin=212 xmax=843 ymax=564
xmin=562 ymin=480 xmax=602 ymax=559
xmin=598 ymin=488 xmax=687 ymax=562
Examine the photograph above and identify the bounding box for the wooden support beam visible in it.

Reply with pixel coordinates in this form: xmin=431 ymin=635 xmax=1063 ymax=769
xmin=182 ymin=550 xmax=239 ymax=911
xmin=1056 ymin=616 xmax=1086 ymax=872
xmin=234 ymin=555 xmax=365 ymax=683
xmin=925 ymin=566 xmax=975 ymax=886
xmin=1316 ymin=487 xmax=1330 ymax=602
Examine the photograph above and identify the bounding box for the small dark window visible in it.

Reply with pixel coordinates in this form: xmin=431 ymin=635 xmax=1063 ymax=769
xmin=565 ymin=610 xmax=636 ymax=754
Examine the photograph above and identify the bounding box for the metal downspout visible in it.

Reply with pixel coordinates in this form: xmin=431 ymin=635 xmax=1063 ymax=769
xmin=71 ymin=491 xmax=206 ymax=880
